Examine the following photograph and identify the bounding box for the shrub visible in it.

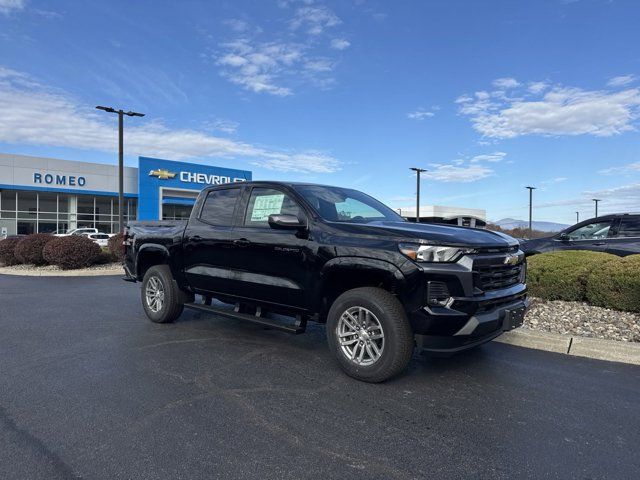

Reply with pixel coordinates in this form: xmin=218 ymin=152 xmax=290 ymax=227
xmin=43 ymin=235 xmax=101 ymax=270
xmin=14 ymin=233 xmax=55 ymax=265
xmin=107 ymin=233 xmax=125 ymax=262
xmin=586 ymin=255 xmax=640 ymax=312
xmin=526 ymin=250 xmax=618 ymax=302
xmin=0 ymin=237 xmax=22 ymax=266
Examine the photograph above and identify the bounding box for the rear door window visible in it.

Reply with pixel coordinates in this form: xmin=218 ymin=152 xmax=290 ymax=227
xmin=617 ymin=217 xmax=640 ymax=237
xmin=199 ymin=188 xmax=241 ymax=226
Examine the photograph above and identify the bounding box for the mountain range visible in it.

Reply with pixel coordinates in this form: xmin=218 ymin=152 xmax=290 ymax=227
xmin=491 ymin=218 xmax=570 ymax=232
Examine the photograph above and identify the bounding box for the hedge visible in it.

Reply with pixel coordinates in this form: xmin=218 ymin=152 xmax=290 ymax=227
xmin=0 ymin=237 xmax=21 ymax=266
xmin=43 ymin=235 xmax=101 ymax=270
xmin=526 ymin=251 xmax=618 ymax=302
xmin=526 ymin=250 xmax=640 ymax=312
xmin=107 ymin=233 xmax=125 ymax=262
xmin=586 ymin=255 xmax=640 ymax=312
xmin=14 ymin=233 xmax=55 ymax=266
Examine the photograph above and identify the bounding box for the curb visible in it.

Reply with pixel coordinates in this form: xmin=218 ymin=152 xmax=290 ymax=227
xmin=0 ymin=267 xmax=123 ymax=277
xmin=494 ymin=328 xmax=640 ymax=366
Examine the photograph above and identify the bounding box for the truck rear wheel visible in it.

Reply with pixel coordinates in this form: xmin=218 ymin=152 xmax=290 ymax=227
xmin=141 ymin=265 xmax=184 ymax=324
xmin=326 ymin=287 xmax=414 ymax=383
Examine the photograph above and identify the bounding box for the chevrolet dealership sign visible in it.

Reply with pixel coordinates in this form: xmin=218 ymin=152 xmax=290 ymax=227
xmin=138 ymin=156 xmax=252 ymax=220
xmin=148 ymin=167 xmax=245 ymax=185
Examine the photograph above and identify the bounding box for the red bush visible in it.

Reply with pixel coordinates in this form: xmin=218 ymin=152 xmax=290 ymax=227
xmin=43 ymin=235 xmax=101 ymax=270
xmin=0 ymin=237 xmax=21 ymax=266
xmin=15 ymin=233 xmax=55 ymax=265
xmin=107 ymin=233 xmax=125 ymax=262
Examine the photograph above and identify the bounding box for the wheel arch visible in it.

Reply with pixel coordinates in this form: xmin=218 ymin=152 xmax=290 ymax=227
xmin=135 ymin=244 xmax=170 ymax=280
xmin=317 ymin=257 xmax=406 ymax=320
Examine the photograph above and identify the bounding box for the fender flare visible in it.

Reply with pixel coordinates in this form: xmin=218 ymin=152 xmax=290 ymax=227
xmin=135 ymin=244 xmax=170 ymax=278
xmin=319 ymin=256 xmax=406 ymax=295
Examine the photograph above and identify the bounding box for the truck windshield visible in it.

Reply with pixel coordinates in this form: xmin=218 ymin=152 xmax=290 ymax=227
xmin=293 ymin=185 xmax=405 ymax=224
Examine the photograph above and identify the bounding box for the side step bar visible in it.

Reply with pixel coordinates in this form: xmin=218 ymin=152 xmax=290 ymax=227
xmin=184 ymin=302 xmax=307 ymax=334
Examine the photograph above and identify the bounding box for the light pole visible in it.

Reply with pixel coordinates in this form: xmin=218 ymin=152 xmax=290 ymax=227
xmin=96 ymin=106 xmax=145 ymax=233
xmin=575 ymin=211 xmax=579 ymax=223
xmin=410 ymin=167 xmax=427 ymax=223
xmin=525 ymin=186 xmax=536 ymax=232
xmin=592 ymin=199 xmax=601 ymax=218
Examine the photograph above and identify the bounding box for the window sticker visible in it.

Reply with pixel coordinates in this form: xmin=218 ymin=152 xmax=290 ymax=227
xmin=250 ymin=194 xmax=284 ymax=221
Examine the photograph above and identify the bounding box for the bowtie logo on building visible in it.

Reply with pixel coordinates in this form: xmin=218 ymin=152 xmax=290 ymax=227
xmin=148 ymin=169 xmax=177 ymax=180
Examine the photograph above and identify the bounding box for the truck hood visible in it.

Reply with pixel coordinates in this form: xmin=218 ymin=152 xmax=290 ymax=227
xmin=331 ymin=221 xmax=519 ymax=248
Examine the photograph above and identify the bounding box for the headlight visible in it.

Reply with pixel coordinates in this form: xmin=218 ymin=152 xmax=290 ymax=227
xmin=398 ymin=243 xmax=475 ymax=263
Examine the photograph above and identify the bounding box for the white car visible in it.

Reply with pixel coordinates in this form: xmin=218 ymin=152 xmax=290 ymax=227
xmin=80 ymin=232 xmax=112 ymax=247
xmin=54 ymin=227 xmax=99 ymax=237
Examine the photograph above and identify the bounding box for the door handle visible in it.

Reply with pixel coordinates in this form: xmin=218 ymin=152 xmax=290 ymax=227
xmin=190 ymin=235 xmax=203 ymax=242
xmin=593 ymin=242 xmax=606 ymax=246
xmin=233 ymin=238 xmax=251 ymax=247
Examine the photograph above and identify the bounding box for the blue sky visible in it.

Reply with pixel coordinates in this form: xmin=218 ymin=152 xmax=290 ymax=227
xmin=1 ymin=0 xmax=639 ymax=223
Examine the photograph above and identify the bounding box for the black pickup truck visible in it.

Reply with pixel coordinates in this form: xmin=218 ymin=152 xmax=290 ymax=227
xmin=124 ymin=181 xmax=528 ymax=382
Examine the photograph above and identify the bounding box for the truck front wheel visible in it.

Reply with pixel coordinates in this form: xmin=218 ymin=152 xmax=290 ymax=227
xmin=326 ymin=287 xmax=414 ymax=383
xmin=141 ymin=265 xmax=184 ymax=324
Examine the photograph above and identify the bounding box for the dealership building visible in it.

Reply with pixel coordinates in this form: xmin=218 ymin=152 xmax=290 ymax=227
xmin=0 ymin=153 xmax=251 ymax=236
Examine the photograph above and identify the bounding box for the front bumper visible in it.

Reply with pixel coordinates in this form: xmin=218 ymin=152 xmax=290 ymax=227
xmin=414 ymin=293 xmax=529 ymax=353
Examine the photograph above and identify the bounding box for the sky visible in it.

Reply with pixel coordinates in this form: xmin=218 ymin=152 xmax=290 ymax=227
xmin=0 ymin=0 xmax=639 ymax=223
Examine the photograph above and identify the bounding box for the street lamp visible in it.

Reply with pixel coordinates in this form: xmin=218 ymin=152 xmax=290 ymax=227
xmin=525 ymin=186 xmax=536 ymax=232
xmin=410 ymin=167 xmax=427 ymax=223
xmin=96 ymin=106 xmax=145 ymax=233
xmin=592 ymin=199 xmax=601 ymax=218
xmin=575 ymin=211 xmax=579 ymax=224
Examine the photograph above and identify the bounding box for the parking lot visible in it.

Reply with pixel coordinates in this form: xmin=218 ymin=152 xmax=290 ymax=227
xmin=1 ymin=274 xmax=639 ymax=479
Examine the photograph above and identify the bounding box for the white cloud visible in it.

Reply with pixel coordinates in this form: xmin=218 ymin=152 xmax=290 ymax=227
xmin=470 ymin=151 xmax=506 ymax=163
xmin=215 ymin=3 xmax=346 ymax=96
xmin=217 ymin=39 xmax=308 ymax=96
xmin=607 ymin=74 xmax=635 ymax=87
xmin=538 ymin=183 xmax=640 ymax=213
xmin=492 ymin=77 xmax=520 ymax=89
xmin=457 ymin=80 xmax=640 ymax=138
xmin=598 ymin=161 xmax=640 ymax=175
xmin=223 ymin=18 xmax=250 ymax=33
xmin=548 ymin=177 xmax=567 ymax=183
xmin=330 ymin=38 xmax=350 ymax=50
xmin=0 ymin=0 xmax=25 ymax=15
xmin=407 ymin=108 xmax=435 ymax=120
xmin=205 ymin=119 xmax=239 ymax=135
xmin=0 ymin=67 xmax=340 ymax=174
xmin=424 ymin=163 xmax=494 ymax=183
xmin=527 ymin=81 xmax=548 ymax=94
xmin=290 ymin=4 xmax=341 ymax=35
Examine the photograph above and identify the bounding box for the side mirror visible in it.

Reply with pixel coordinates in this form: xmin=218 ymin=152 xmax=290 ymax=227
xmin=559 ymin=232 xmax=570 ymax=242
xmin=268 ymin=214 xmax=306 ymax=230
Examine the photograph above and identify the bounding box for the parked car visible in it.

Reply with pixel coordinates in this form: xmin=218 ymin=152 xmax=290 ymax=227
xmin=123 ymin=181 xmax=528 ymax=383
xmin=54 ymin=227 xmax=99 ymax=237
xmin=521 ymin=213 xmax=640 ymax=257
xmin=80 ymin=232 xmax=112 ymax=247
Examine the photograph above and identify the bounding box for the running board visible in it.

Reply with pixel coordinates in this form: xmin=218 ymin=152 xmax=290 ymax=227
xmin=184 ymin=302 xmax=307 ymax=334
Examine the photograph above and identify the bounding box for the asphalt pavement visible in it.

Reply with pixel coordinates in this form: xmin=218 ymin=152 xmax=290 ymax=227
xmin=1 ymin=274 xmax=639 ymax=479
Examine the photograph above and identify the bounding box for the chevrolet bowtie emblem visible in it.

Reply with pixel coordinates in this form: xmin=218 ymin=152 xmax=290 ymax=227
xmin=148 ymin=169 xmax=177 ymax=180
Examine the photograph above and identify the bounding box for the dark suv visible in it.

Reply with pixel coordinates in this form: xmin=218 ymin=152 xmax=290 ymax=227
xmin=521 ymin=213 xmax=640 ymax=257
xmin=123 ymin=181 xmax=528 ymax=382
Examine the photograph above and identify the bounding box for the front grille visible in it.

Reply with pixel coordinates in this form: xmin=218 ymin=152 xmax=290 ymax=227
xmin=475 ymin=262 xmax=524 ymax=291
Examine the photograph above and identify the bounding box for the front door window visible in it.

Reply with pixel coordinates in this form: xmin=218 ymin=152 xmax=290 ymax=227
xmin=566 ymin=221 xmax=611 ymax=240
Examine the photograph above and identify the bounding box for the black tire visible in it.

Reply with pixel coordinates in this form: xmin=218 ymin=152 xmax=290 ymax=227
xmin=326 ymin=287 xmax=414 ymax=383
xmin=141 ymin=265 xmax=184 ymax=323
